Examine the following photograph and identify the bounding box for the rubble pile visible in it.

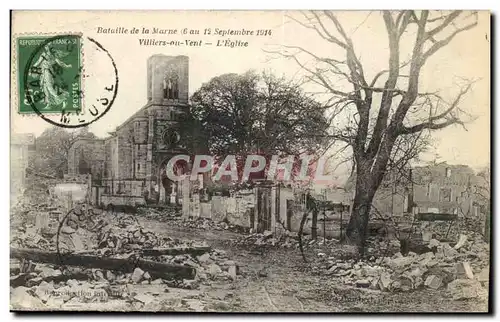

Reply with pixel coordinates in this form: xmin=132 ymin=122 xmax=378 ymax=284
xmin=94 ymin=215 xmax=202 ymax=254
xmin=230 ymin=231 xmax=287 ymax=248
xmin=11 ymin=208 xmax=63 ymax=251
xmin=158 ymin=248 xmax=240 ymax=287
xmin=11 ymin=210 xmax=241 ymax=310
xmin=10 ymin=245 xmax=240 ymax=310
xmin=230 ymin=230 xmax=341 ymax=250
xmin=166 ymin=217 xmax=249 ymax=234
xmin=417 ymin=221 xmax=460 ymax=241
xmin=137 ymin=207 xmax=180 ymax=221
xmin=11 ymin=225 xmax=54 ymax=250
xmin=315 ymin=232 xmax=489 ymax=300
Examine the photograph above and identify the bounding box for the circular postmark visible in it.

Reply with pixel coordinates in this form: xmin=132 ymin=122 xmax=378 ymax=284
xmin=22 ymin=35 xmax=118 ymax=128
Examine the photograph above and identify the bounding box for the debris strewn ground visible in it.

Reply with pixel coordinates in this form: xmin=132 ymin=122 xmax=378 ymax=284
xmin=166 ymin=217 xmax=250 ymax=234
xmin=10 ymin=202 xmax=241 ymax=311
xmin=306 ymin=233 xmax=489 ymax=299
xmin=228 ymin=227 xmax=489 ymax=301
xmin=10 ymin=181 xmax=489 ymax=312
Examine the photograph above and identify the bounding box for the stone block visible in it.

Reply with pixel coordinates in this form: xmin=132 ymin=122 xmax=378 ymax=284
xmin=131 ymin=267 xmax=145 ymax=283
xmin=378 ymin=273 xmax=392 ymax=291
xmin=477 ymin=266 xmax=489 ymax=283
xmin=424 ymin=275 xmax=442 ymax=290
xmin=447 ymin=279 xmax=483 ymax=300
xmin=454 ymin=234 xmax=468 ymax=250
xmin=456 ymin=262 xmax=474 ymax=279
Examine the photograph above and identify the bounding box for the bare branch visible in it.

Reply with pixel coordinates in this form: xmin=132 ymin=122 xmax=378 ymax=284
xmin=264 ymin=48 xmax=352 ymax=99
xmin=399 ymin=80 xmax=474 ymax=135
xmin=428 ymin=83 xmax=472 ymax=122
xmin=369 ymin=60 xmax=411 ymax=87
xmin=421 ymin=15 xmax=478 ymax=64
xmin=400 ymin=118 xmax=460 ymax=134
xmin=397 ymin=11 xmax=413 ymax=39
xmin=310 ymin=11 xmax=349 ymax=49
xmin=426 ymin=11 xmax=462 ymax=38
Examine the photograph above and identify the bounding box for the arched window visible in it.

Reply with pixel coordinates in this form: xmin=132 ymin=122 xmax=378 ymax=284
xmin=163 ymin=72 xmax=179 ymax=99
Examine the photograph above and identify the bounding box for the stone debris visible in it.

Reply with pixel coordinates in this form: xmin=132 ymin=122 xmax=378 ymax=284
xmin=424 ymin=275 xmax=442 ymax=289
xmin=454 ymin=234 xmax=468 ymax=250
xmin=230 ymin=230 xmax=340 ymax=251
xmin=183 ymin=299 xmax=205 ymax=311
xmin=197 ymin=253 xmax=210 ymax=263
xmin=10 ymin=209 xmax=240 ymax=310
xmin=447 ymin=279 xmax=486 ymax=300
xmin=476 ymin=266 xmax=489 ymax=284
xmin=311 ymin=232 xmax=489 ymax=297
xmin=133 ymin=293 xmax=156 ymax=305
xmin=10 ymin=286 xmax=45 ymax=309
xmin=131 ymin=268 xmax=145 ymax=284
xmin=456 ymin=262 xmax=474 ymax=279
xmin=137 ymin=207 xmax=180 ymax=221
xmin=228 ymin=265 xmax=237 ymax=280
xmin=165 ymin=217 xmax=249 ymax=234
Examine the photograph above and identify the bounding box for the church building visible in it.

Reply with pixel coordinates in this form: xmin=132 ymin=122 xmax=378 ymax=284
xmin=67 ymin=55 xmax=205 ymax=206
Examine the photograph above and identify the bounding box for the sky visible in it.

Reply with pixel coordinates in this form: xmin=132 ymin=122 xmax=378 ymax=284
xmin=11 ymin=11 xmax=491 ymax=177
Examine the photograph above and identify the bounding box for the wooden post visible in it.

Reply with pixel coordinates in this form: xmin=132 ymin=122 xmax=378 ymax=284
xmin=340 ymin=202 xmax=343 ymax=243
xmin=323 ymin=209 xmax=326 ymax=241
xmin=311 ymin=208 xmax=318 ymax=240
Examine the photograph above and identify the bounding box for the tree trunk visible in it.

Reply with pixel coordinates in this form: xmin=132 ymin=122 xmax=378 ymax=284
xmin=346 ymin=162 xmax=377 ymax=256
xmin=311 ymin=208 xmax=318 ymax=240
xmin=346 ymin=191 xmax=374 ymax=255
xmin=298 ymin=211 xmax=309 ymax=263
xmin=346 ymin=133 xmax=395 ymax=255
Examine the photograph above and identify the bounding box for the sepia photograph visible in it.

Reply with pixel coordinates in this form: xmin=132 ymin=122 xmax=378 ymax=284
xmin=9 ymin=10 xmax=491 ymax=313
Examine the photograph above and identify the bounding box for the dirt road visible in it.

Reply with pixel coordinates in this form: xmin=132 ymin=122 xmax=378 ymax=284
xmin=139 ymin=217 xmax=489 ymax=313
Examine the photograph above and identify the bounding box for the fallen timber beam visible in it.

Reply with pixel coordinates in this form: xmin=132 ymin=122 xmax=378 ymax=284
xmin=140 ymin=246 xmax=211 ymax=257
xmin=70 ymin=246 xmax=211 ymax=257
xmin=10 ymin=248 xmax=196 ymax=280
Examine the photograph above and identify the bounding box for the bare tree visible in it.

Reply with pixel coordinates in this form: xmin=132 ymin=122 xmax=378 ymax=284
xmin=267 ymin=10 xmax=479 ymax=253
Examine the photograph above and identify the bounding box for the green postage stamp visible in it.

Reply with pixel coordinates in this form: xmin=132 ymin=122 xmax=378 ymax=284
xmin=17 ymin=35 xmax=82 ymax=114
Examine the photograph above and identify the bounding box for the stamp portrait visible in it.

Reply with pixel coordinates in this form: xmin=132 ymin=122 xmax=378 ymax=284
xmin=17 ymin=35 xmax=82 ymax=114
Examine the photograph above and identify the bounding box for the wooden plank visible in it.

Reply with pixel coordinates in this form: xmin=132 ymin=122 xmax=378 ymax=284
xmin=10 ymin=248 xmax=195 ymax=280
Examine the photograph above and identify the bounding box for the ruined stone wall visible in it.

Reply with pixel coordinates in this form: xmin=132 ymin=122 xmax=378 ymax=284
xmin=225 ymin=191 xmax=254 ymax=228
xmin=109 ymin=137 xmax=119 ymax=179
xmin=116 ymin=126 xmax=133 ymax=179
xmin=133 ymin=119 xmax=149 ymax=179
xmin=67 ymin=138 xmax=105 ymax=178
xmin=370 ymin=164 xmax=484 ymax=218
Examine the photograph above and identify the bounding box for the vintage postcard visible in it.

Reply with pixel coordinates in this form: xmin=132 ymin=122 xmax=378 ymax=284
xmin=10 ymin=10 xmax=491 ymax=312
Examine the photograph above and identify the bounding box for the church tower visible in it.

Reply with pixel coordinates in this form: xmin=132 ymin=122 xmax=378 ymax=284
xmin=144 ymin=55 xmax=191 ymax=204
xmin=147 ymin=54 xmax=189 ymax=106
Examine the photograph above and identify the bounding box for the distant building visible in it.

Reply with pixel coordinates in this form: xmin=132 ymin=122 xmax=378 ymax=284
xmin=411 ymin=163 xmax=483 ymax=216
xmin=366 ymin=163 xmax=486 ymax=218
